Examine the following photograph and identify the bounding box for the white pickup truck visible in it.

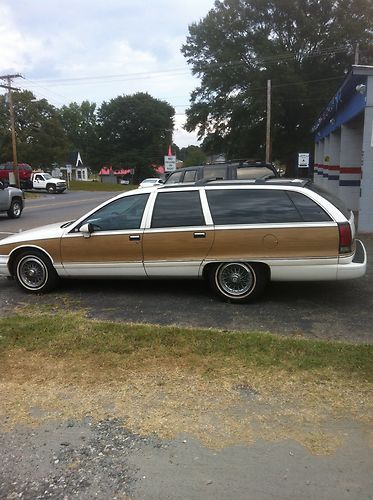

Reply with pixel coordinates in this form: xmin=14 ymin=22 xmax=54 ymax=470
xmin=31 ymin=172 xmax=67 ymax=193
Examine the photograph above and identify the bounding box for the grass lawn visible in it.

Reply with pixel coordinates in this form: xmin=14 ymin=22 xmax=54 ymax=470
xmin=1 ymin=311 xmax=372 ymax=378
xmin=1 ymin=310 xmax=372 ymax=452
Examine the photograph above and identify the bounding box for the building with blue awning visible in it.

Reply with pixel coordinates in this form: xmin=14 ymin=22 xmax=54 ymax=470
xmin=312 ymin=65 xmax=373 ymax=233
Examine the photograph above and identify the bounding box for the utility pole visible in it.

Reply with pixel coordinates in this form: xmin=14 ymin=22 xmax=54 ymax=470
xmin=354 ymin=43 xmax=360 ymax=65
xmin=265 ymin=79 xmax=271 ymax=164
xmin=0 ymin=74 xmax=23 ymax=188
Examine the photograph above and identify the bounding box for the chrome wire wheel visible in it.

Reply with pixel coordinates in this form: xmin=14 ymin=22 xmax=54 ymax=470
xmin=16 ymin=255 xmax=49 ymax=291
xmin=216 ymin=262 xmax=255 ymax=298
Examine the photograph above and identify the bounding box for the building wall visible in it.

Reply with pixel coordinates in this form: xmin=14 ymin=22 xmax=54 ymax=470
xmin=313 ymin=69 xmax=373 ymax=232
xmin=359 ymin=74 xmax=373 ymax=232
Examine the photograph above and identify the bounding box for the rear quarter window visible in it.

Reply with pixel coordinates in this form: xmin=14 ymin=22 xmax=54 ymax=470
xmin=287 ymin=191 xmax=332 ymax=222
xmin=306 ymin=183 xmax=351 ymax=219
xmin=206 ymin=189 xmax=303 ymax=224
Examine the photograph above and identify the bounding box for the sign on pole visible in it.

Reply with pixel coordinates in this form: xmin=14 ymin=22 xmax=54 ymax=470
xmin=164 ymin=155 xmax=176 ymax=172
xmin=298 ymin=153 xmax=310 ymax=169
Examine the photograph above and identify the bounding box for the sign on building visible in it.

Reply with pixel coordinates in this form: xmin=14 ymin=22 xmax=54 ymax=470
xmin=298 ymin=153 xmax=310 ymax=169
xmin=164 ymin=155 xmax=176 ymax=172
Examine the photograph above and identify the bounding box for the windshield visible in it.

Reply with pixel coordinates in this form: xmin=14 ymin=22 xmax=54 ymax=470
xmin=43 ymin=173 xmax=52 ymax=179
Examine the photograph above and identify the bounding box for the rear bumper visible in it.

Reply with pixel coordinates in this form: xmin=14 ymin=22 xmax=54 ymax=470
xmin=337 ymin=239 xmax=367 ymax=280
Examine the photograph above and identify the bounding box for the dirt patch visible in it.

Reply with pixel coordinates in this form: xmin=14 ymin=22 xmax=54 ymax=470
xmin=1 ymin=349 xmax=372 ymax=455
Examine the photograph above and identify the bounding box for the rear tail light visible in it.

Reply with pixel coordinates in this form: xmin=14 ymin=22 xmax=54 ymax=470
xmin=338 ymin=222 xmax=352 ymax=254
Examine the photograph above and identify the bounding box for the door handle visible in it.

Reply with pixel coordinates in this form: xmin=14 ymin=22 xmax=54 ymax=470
xmin=193 ymin=232 xmax=206 ymax=238
xmin=129 ymin=234 xmax=141 ymax=241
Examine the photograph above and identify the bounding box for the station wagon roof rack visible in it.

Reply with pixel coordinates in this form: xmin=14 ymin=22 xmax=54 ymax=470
xmin=193 ymin=178 xmax=309 ymax=187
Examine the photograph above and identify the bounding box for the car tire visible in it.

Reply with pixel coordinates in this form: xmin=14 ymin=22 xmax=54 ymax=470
xmin=14 ymin=250 xmax=58 ymax=293
xmin=209 ymin=262 xmax=268 ymax=303
xmin=7 ymin=198 xmax=23 ymax=219
xmin=47 ymin=184 xmax=56 ymax=193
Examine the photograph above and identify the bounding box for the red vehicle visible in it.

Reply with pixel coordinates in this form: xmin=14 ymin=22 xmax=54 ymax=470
xmin=0 ymin=163 xmax=32 ymax=189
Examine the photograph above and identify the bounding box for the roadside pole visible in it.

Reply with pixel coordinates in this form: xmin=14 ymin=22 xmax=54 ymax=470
xmin=0 ymin=74 xmax=23 ymax=188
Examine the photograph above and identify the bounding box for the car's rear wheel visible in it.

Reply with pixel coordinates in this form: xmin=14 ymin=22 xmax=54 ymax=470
xmin=14 ymin=251 xmax=58 ymax=293
xmin=7 ymin=199 xmax=23 ymax=219
xmin=209 ymin=262 xmax=268 ymax=303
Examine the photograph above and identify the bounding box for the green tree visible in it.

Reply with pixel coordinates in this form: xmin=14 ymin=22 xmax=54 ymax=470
xmin=179 ymin=145 xmax=207 ymax=166
xmin=59 ymin=101 xmax=99 ymax=170
xmin=97 ymin=92 xmax=174 ymax=182
xmin=182 ymin=0 xmax=373 ymax=171
xmin=0 ymin=90 xmax=69 ymax=168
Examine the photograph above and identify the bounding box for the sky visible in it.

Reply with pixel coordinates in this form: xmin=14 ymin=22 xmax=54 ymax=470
xmin=0 ymin=0 xmax=216 ymax=148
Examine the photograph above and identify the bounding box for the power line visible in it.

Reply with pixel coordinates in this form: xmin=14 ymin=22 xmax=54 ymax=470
xmin=17 ymin=45 xmax=350 ymax=89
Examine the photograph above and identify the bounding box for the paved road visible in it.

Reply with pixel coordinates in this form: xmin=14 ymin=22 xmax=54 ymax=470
xmin=0 ymin=190 xmax=119 ymax=235
xmin=0 ymin=191 xmax=372 ymax=343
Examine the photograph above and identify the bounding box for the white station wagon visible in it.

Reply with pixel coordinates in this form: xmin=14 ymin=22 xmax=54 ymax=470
xmin=0 ymin=179 xmax=367 ymax=303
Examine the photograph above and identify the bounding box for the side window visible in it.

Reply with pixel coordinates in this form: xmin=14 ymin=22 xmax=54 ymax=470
xmin=165 ymin=171 xmax=183 ymax=184
xmin=202 ymin=166 xmax=227 ymax=180
xmin=206 ymin=189 xmax=302 ymax=224
xmin=183 ymin=170 xmax=197 ymax=182
xmin=35 ymin=175 xmax=43 ymax=181
xmin=77 ymin=193 xmax=149 ymax=232
xmin=151 ymin=191 xmax=205 ymax=228
xmin=287 ymin=191 xmax=331 ymax=222
xmin=236 ymin=167 xmax=275 ymax=179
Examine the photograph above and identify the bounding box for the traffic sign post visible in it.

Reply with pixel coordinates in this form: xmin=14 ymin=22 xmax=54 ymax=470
xmin=164 ymin=155 xmax=176 ymax=172
xmin=298 ymin=153 xmax=310 ymax=178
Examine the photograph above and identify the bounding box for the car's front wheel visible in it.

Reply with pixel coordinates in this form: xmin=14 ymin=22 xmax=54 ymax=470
xmin=7 ymin=198 xmax=23 ymax=219
xmin=14 ymin=251 xmax=58 ymax=293
xmin=47 ymin=184 xmax=56 ymax=193
xmin=209 ymin=262 xmax=268 ymax=303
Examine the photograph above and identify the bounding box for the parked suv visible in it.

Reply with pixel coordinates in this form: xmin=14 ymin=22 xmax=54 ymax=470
xmin=164 ymin=160 xmax=279 ymax=184
xmin=0 ymin=179 xmax=366 ymax=301
xmin=0 ymin=180 xmax=24 ymax=218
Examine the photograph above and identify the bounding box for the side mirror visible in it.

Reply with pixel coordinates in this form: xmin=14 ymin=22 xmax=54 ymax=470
xmin=0 ymin=181 xmax=4 ymax=190
xmin=80 ymin=222 xmax=94 ymax=238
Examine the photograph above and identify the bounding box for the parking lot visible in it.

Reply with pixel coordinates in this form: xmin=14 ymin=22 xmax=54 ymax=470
xmin=0 ymin=232 xmax=371 ymax=344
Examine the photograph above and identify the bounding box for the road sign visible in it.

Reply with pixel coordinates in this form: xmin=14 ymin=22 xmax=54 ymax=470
xmin=298 ymin=153 xmax=309 ymax=169
xmin=164 ymin=155 xmax=176 ymax=172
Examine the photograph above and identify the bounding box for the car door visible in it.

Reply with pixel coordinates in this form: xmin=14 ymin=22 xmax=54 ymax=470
xmin=60 ymin=193 xmax=150 ymax=277
xmin=142 ymin=189 xmax=214 ymax=277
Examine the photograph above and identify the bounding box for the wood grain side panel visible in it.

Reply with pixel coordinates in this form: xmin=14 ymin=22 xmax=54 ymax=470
xmin=208 ymin=227 xmax=340 ymax=259
xmin=143 ymin=230 xmax=214 ymax=261
xmin=4 ymin=239 xmax=61 ymax=262
xmin=61 ymin=234 xmax=142 ymax=262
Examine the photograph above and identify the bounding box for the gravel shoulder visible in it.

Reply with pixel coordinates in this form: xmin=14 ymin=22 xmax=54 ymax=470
xmin=1 ymin=418 xmax=372 ymax=500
